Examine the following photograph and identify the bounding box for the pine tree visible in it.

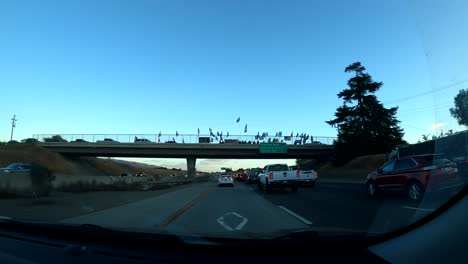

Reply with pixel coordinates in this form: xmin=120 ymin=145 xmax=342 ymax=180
xmin=327 ymin=62 xmax=405 ymax=164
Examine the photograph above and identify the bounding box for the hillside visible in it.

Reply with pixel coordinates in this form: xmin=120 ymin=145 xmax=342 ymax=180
xmin=0 ymin=144 xmax=186 ymax=177
xmin=318 ymin=154 xmax=387 ymax=179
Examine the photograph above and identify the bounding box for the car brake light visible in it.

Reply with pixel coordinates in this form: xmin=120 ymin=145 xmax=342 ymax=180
xmin=269 ymin=173 xmax=273 ymax=179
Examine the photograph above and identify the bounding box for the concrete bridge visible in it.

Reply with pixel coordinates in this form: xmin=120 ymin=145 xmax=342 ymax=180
xmin=39 ymin=142 xmax=334 ymax=177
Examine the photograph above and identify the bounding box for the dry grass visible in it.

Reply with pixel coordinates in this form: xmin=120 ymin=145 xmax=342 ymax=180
xmin=82 ymin=158 xmax=187 ymax=177
xmin=0 ymin=144 xmax=82 ymax=175
xmin=0 ymin=144 xmax=187 ymax=177
xmin=318 ymin=154 xmax=387 ymax=178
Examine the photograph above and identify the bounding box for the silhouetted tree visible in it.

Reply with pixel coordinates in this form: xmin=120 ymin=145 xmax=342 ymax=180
xmin=421 ymin=134 xmax=430 ymax=142
xmin=327 ymin=62 xmax=405 ymax=164
xmin=43 ymin=135 xmax=68 ymax=143
xmin=450 ymin=89 xmax=468 ymax=127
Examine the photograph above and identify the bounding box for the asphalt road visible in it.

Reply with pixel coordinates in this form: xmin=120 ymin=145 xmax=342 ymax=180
xmin=61 ymin=178 xmax=463 ymax=238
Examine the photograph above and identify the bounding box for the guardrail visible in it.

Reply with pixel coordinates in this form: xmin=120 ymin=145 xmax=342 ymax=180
xmin=32 ymin=134 xmax=337 ymax=145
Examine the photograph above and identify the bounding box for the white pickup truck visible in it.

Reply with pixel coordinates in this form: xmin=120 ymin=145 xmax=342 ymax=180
xmin=297 ymin=169 xmax=318 ymax=187
xmin=258 ymin=164 xmax=300 ymax=193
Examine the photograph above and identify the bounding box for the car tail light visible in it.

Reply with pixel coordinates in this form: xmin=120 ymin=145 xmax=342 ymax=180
xmin=269 ymin=173 xmax=273 ymax=179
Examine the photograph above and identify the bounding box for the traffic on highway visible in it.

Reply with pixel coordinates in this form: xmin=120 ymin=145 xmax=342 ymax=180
xmin=1 ymin=0 xmax=467 ymax=262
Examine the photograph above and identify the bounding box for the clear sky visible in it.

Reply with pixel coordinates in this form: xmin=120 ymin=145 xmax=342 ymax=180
xmin=1 ymin=0 xmax=467 ymax=171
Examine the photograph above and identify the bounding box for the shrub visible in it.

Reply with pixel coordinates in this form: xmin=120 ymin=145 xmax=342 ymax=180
xmin=43 ymin=135 xmax=68 ymax=143
xmin=30 ymin=162 xmax=54 ymax=197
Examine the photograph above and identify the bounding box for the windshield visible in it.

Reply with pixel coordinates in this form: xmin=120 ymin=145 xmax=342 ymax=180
xmin=0 ymin=0 xmax=466 ymax=242
xmin=269 ymin=165 xmax=289 ymax=171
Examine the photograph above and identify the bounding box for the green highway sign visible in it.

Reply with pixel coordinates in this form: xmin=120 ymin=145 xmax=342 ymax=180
xmin=259 ymin=143 xmax=288 ymax=154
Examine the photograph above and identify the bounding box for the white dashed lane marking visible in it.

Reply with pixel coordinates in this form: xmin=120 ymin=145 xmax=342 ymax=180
xmin=402 ymin=206 xmax=435 ymax=212
xmin=278 ymin=205 xmax=313 ymax=225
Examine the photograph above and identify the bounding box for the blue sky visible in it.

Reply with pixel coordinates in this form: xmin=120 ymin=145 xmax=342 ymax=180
xmin=1 ymin=0 xmax=467 ymax=171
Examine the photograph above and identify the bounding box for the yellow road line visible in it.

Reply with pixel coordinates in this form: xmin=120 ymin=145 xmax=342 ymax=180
xmin=160 ymin=189 xmax=213 ymax=227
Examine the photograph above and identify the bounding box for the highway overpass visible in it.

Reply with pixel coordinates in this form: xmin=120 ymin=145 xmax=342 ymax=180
xmin=39 ymin=143 xmax=335 ymax=177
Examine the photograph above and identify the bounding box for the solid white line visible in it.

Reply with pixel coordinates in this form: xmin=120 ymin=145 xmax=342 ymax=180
xmin=278 ymin=206 xmax=313 ymax=225
xmin=402 ymin=206 xmax=435 ymax=212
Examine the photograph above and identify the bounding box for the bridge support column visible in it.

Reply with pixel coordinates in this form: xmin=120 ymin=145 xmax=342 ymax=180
xmin=187 ymin=158 xmax=196 ymax=178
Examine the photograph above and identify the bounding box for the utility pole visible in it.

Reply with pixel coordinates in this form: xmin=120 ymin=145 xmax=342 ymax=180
xmin=10 ymin=115 xmax=17 ymax=141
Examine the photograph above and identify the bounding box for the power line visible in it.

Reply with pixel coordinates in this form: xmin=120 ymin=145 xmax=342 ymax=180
xmin=398 ymin=102 xmax=453 ymax=114
xmin=386 ymin=79 xmax=468 ymax=104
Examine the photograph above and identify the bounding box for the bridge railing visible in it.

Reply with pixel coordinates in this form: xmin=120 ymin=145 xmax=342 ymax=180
xmin=32 ymin=134 xmax=337 ymax=145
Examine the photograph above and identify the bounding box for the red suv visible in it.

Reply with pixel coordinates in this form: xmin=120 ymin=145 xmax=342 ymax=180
xmin=366 ymin=154 xmax=459 ymax=201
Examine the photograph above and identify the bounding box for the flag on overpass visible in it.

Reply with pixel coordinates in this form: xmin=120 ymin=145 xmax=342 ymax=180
xmin=290 ymin=132 xmax=293 ymax=137
xmin=226 ymin=131 xmax=229 ymax=137
xmin=158 ymin=131 xmax=161 ymax=138
xmin=198 ymin=128 xmax=200 ymax=135
xmin=296 ymin=133 xmax=299 ymax=137
xmin=244 ymin=124 xmax=247 ymax=133
xmin=284 ymin=136 xmax=291 ymax=141
xmin=210 ymin=131 xmax=215 ymax=137
xmin=176 ymin=131 xmax=179 ymax=137
xmin=279 ymin=131 xmax=283 ymax=136
xmin=182 ymin=138 xmax=185 ymax=143
xmin=236 ymin=117 xmax=240 ymax=123
xmin=217 ymin=131 xmax=220 ymax=136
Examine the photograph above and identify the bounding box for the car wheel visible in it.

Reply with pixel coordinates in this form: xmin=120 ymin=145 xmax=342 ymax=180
xmin=291 ymin=186 xmax=298 ymax=193
xmin=407 ymin=181 xmax=424 ymax=201
xmin=366 ymin=182 xmax=378 ymax=198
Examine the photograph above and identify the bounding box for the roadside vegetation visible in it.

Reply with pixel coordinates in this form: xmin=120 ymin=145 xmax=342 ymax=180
xmin=326 ymin=62 xmax=406 ymax=165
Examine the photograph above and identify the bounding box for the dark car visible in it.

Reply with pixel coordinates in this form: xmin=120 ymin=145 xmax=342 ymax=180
xmin=0 ymin=163 xmax=32 ymax=173
xmin=97 ymin=138 xmax=119 ymax=143
xmin=246 ymin=172 xmax=259 ymax=184
xmin=72 ymin=139 xmax=88 ymax=143
xmin=366 ymin=154 xmax=461 ymax=201
xmin=135 ymin=138 xmax=152 ymax=143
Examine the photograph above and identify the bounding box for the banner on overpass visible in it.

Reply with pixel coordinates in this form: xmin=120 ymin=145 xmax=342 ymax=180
xmin=259 ymin=143 xmax=288 ymax=154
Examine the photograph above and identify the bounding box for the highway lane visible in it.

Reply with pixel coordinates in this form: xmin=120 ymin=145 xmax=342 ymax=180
xmin=61 ymin=178 xmax=462 ymax=238
xmin=257 ymin=181 xmax=461 ymax=234
xmin=165 ymin=182 xmax=309 ymax=238
xmin=62 ymin=180 xmax=310 ymax=238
